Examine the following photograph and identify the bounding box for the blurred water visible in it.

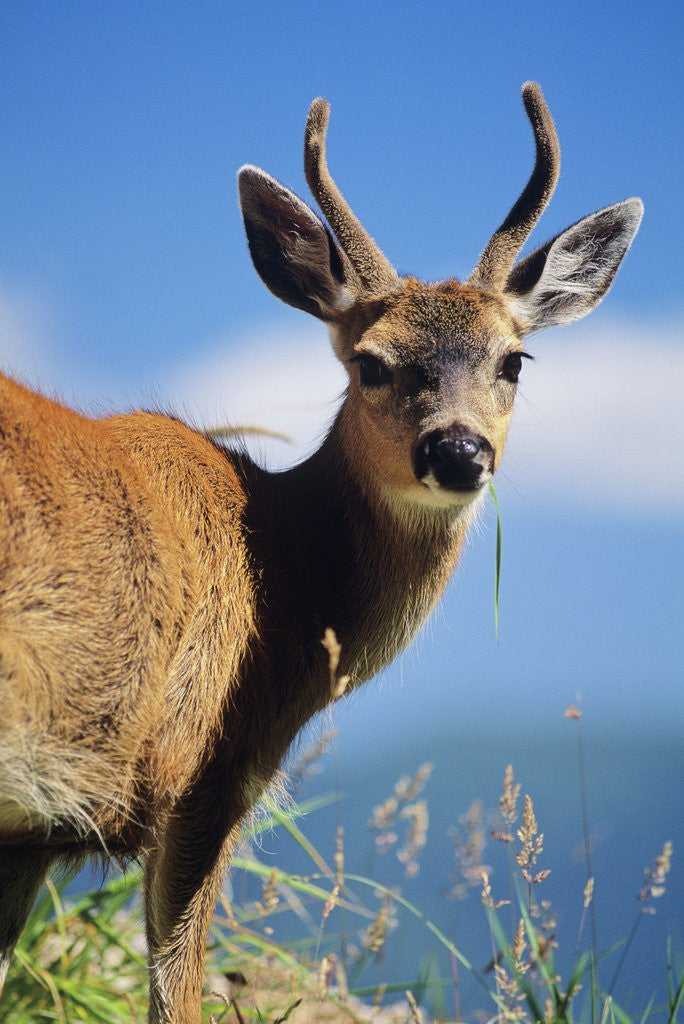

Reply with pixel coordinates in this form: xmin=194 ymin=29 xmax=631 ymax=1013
xmin=250 ymin=728 xmax=683 ymax=1021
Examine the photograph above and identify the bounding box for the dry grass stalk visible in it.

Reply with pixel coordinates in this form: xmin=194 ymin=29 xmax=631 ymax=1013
xmin=516 ymin=795 xmax=549 ymax=885
xmin=335 ymin=824 xmax=345 ymax=887
xmin=512 ymin=919 xmax=528 ymax=974
xmin=373 ymin=982 xmax=387 ymax=1008
xmin=334 ymin=956 xmax=349 ymax=1000
xmin=493 ymin=764 xmax=520 ymax=843
xmin=395 ymin=763 xmax=433 ymax=803
xmin=406 ymin=990 xmax=424 ymax=1024
xmin=322 ymin=884 xmax=341 ymax=923
xmin=291 ymin=730 xmax=337 ymax=786
xmin=638 ymin=840 xmax=673 ymax=909
xmin=363 ymin=892 xmax=395 ymax=958
xmin=256 ymin=868 xmax=279 ymax=915
xmin=370 ymin=764 xmax=433 ymax=830
xmin=500 ymin=764 xmax=521 ymax=827
xmin=321 ymin=627 xmax=351 ymax=699
xmin=201 ymin=423 xmax=293 ymax=444
xmin=317 ymin=954 xmax=334 ymax=998
xmin=218 ymin=891 xmax=238 ymax=929
xmin=527 ymin=898 xmax=558 ymax=965
xmin=208 ymin=989 xmax=247 ymax=1024
xmin=583 ymin=877 xmax=594 ymax=909
xmin=397 ymin=800 xmax=429 ymax=878
xmin=369 ymin=764 xmax=432 ymax=874
xmin=369 ymin=796 xmax=399 ymax=833
xmin=493 ymin=963 xmax=527 ymax=1021
xmin=373 ymin=830 xmax=399 ymax=854
xmin=481 ymin=871 xmax=510 ymax=912
xmin=451 ymin=800 xmax=491 ymax=899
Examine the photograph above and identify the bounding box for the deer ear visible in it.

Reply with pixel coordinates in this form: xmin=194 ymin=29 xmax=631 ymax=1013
xmin=504 ymin=198 xmax=643 ymax=334
xmin=238 ymin=165 xmax=354 ymax=321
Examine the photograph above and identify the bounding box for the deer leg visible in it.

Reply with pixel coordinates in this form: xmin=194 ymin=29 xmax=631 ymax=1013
xmin=144 ymin=784 xmax=243 ymax=1024
xmin=0 ymin=848 xmax=51 ymax=995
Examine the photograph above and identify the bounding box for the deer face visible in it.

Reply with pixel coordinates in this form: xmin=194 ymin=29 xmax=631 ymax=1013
xmin=238 ymin=85 xmax=641 ymax=511
xmin=331 ymin=281 xmax=523 ymax=507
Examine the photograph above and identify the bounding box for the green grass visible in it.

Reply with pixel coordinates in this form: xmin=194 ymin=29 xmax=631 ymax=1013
xmin=3 ymin=744 xmax=680 ymax=1024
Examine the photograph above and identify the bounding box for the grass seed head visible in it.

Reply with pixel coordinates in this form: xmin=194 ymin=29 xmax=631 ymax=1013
xmin=334 ymin=824 xmax=344 ymax=887
xmin=406 ymin=989 xmax=424 ymax=1024
xmin=493 ymin=963 xmax=527 ymax=1019
xmin=398 ymin=799 xmax=429 ymax=877
xmin=257 ymin=868 xmax=279 ymax=915
xmin=321 ymin=627 xmax=350 ymax=698
xmin=363 ymin=892 xmax=396 ymax=959
xmin=517 ymin=795 xmax=546 ymax=883
xmin=452 ymin=801 xmax=491 ymax=898
xmin=639 ymin=840 xmax=673 ymax=907
xmin=500 ymin=764 xmax=521 ymax=826
xmin=513 ymin=918 xmax=528 ymax=974
xmin=322 ymin=884 xmax=340 ymax=922
xmin=481 ymin=871 xmax=510 ymax=911
xmin=583 ymin=876 xmax=594 ymax=908
xmin=317 ymin=954 xmax=334 ymax=998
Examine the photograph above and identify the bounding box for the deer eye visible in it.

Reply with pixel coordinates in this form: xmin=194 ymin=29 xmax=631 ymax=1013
xmin=499 ymin=351 xmax=530 ymax=384
xmin=352 ymin=355 xmax=392 ymax=387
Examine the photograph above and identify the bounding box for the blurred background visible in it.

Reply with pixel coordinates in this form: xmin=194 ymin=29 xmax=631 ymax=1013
xmin=1 ymin=1 xmax=682 ymax=1017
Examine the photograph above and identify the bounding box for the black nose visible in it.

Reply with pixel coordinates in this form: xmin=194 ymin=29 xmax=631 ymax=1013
xmin=413 ymin=428 xmax=494 ymax=492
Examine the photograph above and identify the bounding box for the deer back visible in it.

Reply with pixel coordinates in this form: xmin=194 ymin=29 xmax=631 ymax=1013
xmin=0 ymin=374 xmax=256 ymax=842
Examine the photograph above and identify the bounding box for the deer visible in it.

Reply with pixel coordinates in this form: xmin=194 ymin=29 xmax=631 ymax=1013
xmin=0 ymin=82 xmax=641 ymax=1022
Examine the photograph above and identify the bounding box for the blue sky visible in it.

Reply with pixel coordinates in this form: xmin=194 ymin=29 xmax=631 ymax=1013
xmin=1 ymin=1 xmax=682 ymax=989
xmin=2 ymin=2 xmax=682 ymax=377
xmin=1 ymin=0 xmax=681 ymax=735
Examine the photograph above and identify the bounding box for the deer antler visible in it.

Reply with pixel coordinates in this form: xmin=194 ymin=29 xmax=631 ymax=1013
xmin=470 ymin=82 xmax=560 ymax=291
xmin=305 ymin=99 xmax=399 ymax=294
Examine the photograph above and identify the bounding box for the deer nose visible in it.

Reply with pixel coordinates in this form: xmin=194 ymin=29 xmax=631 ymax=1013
xmin=413 ymin=428 xmax=494 ymax=492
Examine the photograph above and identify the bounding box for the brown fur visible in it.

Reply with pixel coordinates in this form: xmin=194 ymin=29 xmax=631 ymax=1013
xmin=0 ymin=84 xmax=641 ymax=1022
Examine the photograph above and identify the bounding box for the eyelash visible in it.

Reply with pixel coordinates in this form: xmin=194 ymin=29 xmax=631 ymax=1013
xmin=499 ymin=350 xmax=533 ymax=383
xmin=350 ymin=354 xmax=392 ymax=387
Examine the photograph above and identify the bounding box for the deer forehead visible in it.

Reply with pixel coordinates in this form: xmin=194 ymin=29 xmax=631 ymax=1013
xmin=345 ymin=279 xmax=520 ymax=368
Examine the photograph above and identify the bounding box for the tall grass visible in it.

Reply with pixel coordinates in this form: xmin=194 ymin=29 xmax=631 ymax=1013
xmin=3 ymin=727 xmax=680 ymax=1024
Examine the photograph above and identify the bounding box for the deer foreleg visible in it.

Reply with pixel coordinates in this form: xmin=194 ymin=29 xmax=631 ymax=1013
xmin=144 ymin=784 xmax=242 ymax=1024
xmin=0 ymin=848 xmax=51 ymax=996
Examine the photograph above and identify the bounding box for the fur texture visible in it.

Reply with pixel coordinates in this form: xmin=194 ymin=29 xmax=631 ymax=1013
xmin=0 ymin=85 xmax=641 ymax=1023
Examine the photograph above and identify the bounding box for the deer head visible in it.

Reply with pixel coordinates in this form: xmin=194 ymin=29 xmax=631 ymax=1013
xmin=238 ymin=84 xmax=642 ymax=513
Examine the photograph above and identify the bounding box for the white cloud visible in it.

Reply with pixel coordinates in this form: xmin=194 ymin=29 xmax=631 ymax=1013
xmin=161 ymin=316 xmax=684 ymax=513
xmin=161 ymin=321 xmax=347 ymax=470
xmin=3 ymin=291 xmax=679 ymax=515
xmin=504 ymin=319 xmax=684 ymax=512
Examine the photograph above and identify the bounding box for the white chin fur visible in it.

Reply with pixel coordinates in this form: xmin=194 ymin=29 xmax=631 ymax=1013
xmin=393 ymin=471 xmax=489 ymax=510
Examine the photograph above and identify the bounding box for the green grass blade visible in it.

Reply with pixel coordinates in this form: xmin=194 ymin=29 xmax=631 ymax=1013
xmin=230 ymin=858 xmax=373 ymax=919
xmin=80 ymin=909 xmax=147 ymax=967
xmin=342 ymin=873 xmax=476 ymax=976
xmin=669 ymin=974 xmax=684 ymax=1024
xmin=489 ymin=481 xmax=502 ymax=641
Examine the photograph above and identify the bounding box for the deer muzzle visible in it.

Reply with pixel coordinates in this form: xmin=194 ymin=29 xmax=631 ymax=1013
xmin=413 ymin=426 xmax=495 ymax=493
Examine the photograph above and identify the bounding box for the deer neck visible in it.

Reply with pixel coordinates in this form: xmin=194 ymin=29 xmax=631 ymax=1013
xmin=241 ymin=405 xmax=475 ymax=692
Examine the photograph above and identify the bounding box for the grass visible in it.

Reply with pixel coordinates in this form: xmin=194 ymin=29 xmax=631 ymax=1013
xmin=2 ymin=723 xmax=680 ymax=1024
xmin=2 ymin=496 xmax=679 ymax=1022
